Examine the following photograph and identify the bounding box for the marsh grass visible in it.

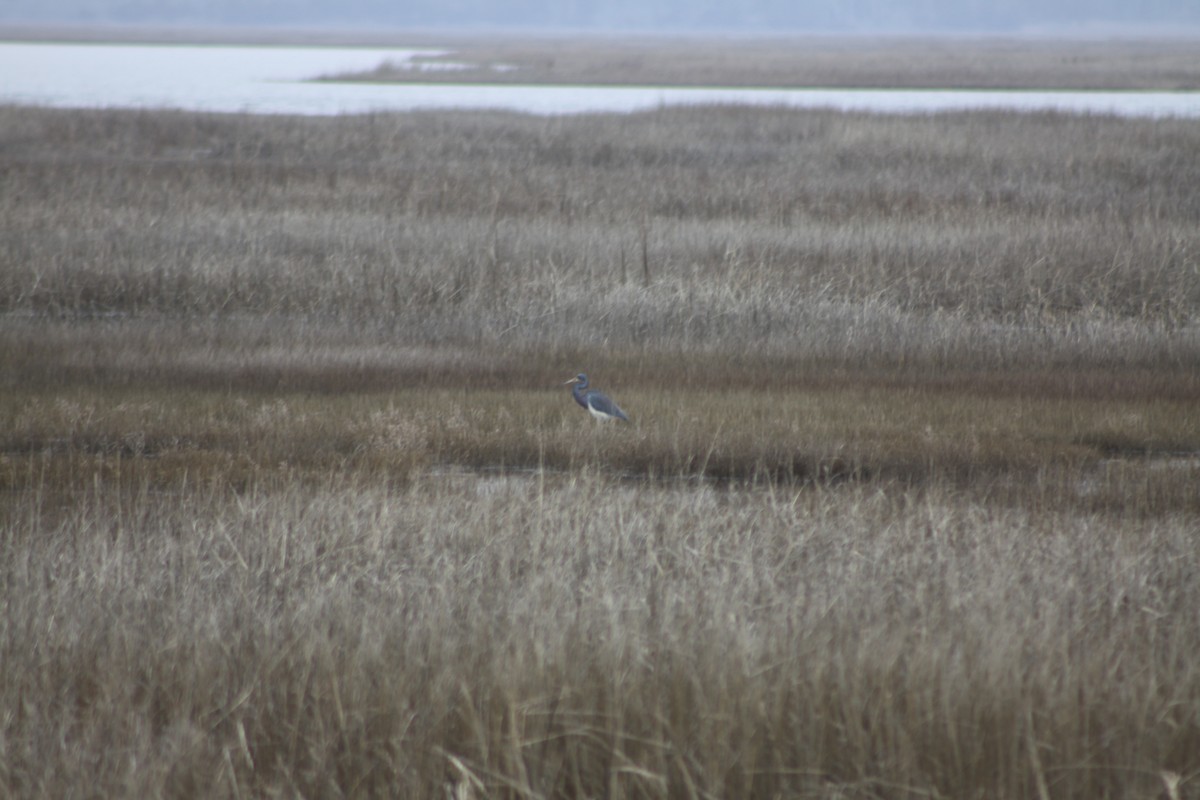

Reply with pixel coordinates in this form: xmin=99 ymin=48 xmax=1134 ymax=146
xmin=3 ymin=468 xmax=1199 ymax=798
xmin=4 ymin=359 xmax=1199 ymax=518
xmin=4 ymin=105 xmax=1200 ymax=336
xmin=3 ymin=97 xmax=1200 ymax=797
xmin=330 ymin=35 xmax=1200 ymax=91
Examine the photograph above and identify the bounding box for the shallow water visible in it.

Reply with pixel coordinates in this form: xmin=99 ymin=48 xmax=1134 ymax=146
xmin=3 ymin=41 xmax=1200 ymax=117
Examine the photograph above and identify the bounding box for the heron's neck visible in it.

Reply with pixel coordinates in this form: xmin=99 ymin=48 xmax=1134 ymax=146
xmin=572 ymin=383 xmax=589 ymax=408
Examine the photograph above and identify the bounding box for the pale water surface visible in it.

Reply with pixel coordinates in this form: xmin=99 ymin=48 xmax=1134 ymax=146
xmin=2 ymin=41 xmax=1199 ymax=117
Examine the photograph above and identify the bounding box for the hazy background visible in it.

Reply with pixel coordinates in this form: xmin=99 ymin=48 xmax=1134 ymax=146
xmin=3 ymin=0 xmax=1199 ymax=36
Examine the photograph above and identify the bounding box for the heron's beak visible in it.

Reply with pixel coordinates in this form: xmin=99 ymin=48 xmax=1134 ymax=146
xmin=564 ymin=377 xmax=580 ymax=385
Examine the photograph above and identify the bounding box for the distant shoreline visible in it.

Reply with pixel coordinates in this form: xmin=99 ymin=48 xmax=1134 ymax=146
xmin=3 ymin=24 xmax=1199 ymax=90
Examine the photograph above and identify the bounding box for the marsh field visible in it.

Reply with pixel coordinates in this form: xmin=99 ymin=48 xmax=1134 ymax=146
xmin=3 ymin=36 xmax=1200 ymax=798
xmin=338 ymin=35 xmax=1200 ymax=90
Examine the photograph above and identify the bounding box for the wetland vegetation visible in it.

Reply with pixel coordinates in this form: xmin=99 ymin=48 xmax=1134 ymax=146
xmin=2 ymin=63 xmax=1199 ymax=798
xmin=329 ymin=35 xmax=1200 ymax=90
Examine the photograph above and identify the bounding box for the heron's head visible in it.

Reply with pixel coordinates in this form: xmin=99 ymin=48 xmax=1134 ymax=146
xmin=564 ymin=373 xmax=587 ymax=386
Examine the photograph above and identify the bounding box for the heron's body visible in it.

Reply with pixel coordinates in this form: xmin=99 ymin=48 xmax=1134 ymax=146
xmin=566 ymin=373 xmax=629 ymax=422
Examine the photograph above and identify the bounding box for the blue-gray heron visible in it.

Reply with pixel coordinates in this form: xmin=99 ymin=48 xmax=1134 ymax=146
xmin=565 ymin=373 xmax=629 ymax=422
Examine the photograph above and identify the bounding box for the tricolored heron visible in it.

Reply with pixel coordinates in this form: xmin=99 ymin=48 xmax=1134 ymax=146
xmin=565 ymin=373 xmax=629 ymax=422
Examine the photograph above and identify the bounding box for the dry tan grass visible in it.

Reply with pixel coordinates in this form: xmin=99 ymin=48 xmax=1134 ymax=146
xmin=4 ymin=307 xmax=1200 ymax=497
xmin=2 ymin=98 xmax=1200 ymax=797
xmin=3 ymin=105 xmax=1199 ymax=361
xmin=3 ymin=468 xmax=1199 ymax=798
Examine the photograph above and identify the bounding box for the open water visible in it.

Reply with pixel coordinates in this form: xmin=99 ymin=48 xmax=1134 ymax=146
xmin=2 ymin=41 xmax=1198 ymax=117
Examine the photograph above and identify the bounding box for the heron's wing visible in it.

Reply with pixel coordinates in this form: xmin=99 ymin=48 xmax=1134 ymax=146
xmin=587 ymin=391 xmax=629 ymax=421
